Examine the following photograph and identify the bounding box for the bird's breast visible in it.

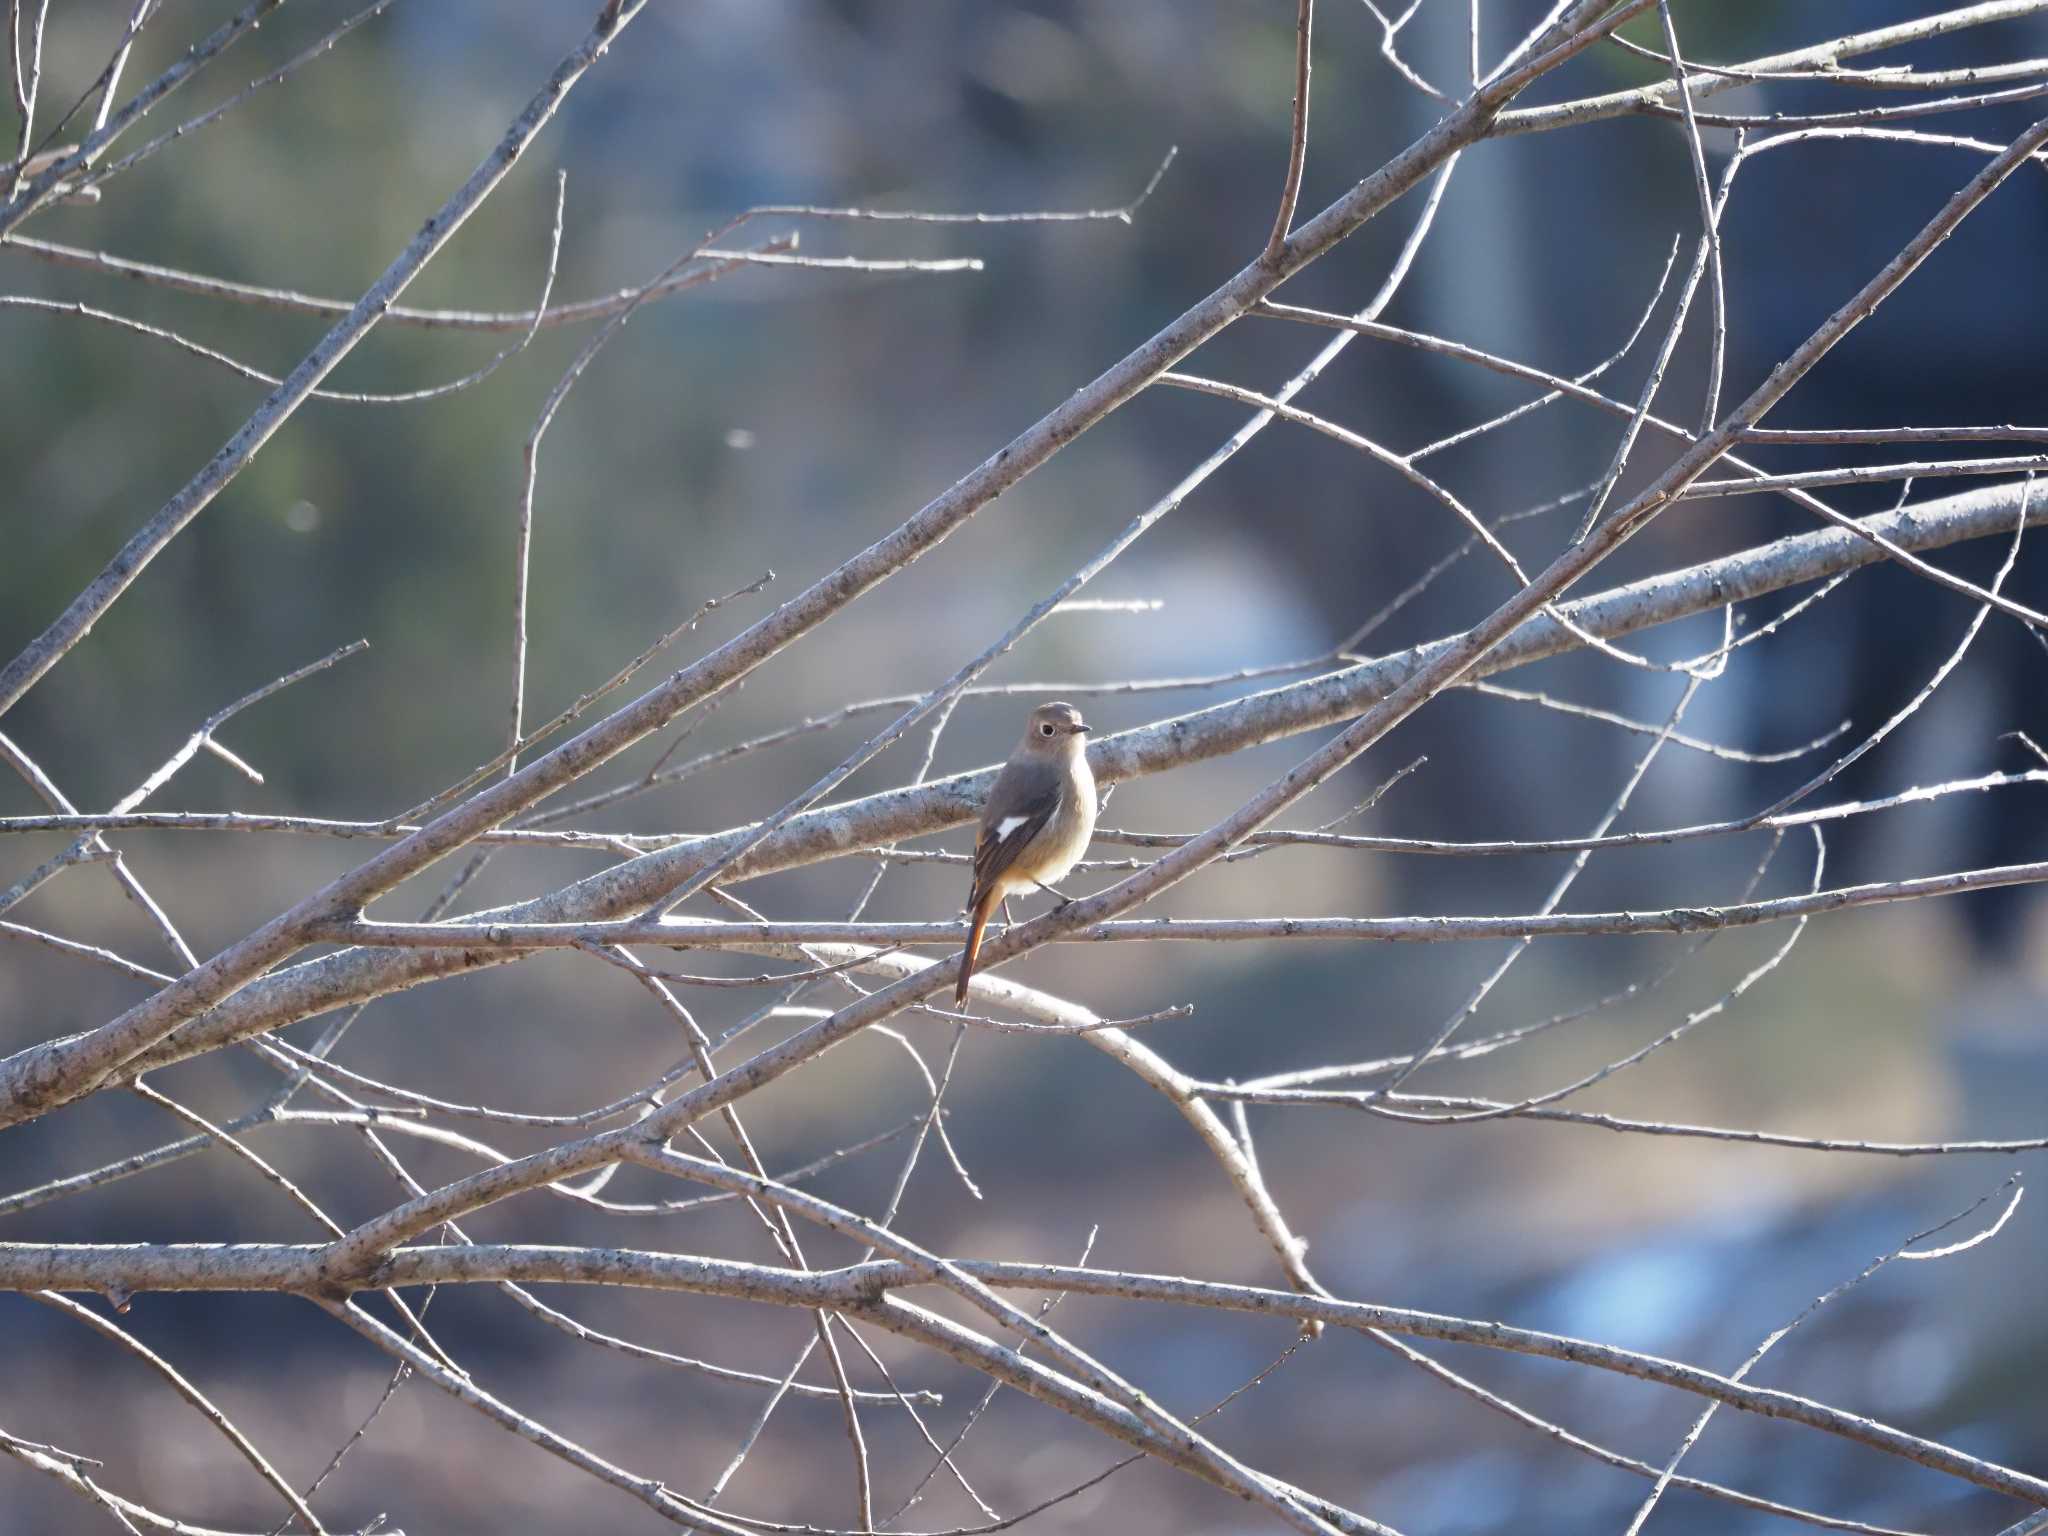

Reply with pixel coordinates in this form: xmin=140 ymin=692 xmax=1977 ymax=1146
xmin=1029 ymin=766 xmax=1097 ymax=885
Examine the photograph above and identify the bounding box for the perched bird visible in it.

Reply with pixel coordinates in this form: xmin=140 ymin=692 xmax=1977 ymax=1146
xmin=955 ymin=701 xmax=1098 ymax=1004
xmin=10 ymin=146 xmax=100 ymax=204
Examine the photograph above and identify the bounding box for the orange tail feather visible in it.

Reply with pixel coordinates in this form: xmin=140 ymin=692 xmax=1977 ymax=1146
xmin=955 ymin=890 xmax=997 ymax=1004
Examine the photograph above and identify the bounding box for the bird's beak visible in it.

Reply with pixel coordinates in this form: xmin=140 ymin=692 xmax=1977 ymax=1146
xmin=1071 ymin=723 xmax=1091 ymax=735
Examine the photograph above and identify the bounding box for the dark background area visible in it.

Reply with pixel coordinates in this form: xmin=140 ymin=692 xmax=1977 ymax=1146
xmin=4 ymin=2 xmax=2048 ymax=1532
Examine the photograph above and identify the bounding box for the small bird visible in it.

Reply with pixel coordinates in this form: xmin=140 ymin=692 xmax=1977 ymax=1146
xmin=10 ymin=146 xmax=100 ymax=204
xmin=955 ymin=701 xmax=1098 ymax=1004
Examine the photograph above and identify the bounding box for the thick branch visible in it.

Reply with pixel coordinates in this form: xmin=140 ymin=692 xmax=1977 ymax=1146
xmin=1494 ymin=1 xmax=2048 ymax=135
xmin=312 ymin=857 xmax=2048 ymax=949
xmin=5 ymin=1243 xmax=2042 ymax=1507
xmin=0 ymin=4 xmax=1630 ymax=1126
xmin=283 ymin=112 xmax=2048 ymax=1294
xmin=107 ymin=476 xmax=2048 ymax=1087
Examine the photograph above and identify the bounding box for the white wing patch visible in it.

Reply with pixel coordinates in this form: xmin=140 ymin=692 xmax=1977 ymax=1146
xmin=994 ymin=815 xmax=1029 ymax=841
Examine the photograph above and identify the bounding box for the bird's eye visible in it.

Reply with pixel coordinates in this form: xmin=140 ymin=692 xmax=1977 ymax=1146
xmin=1040 ymin=722 xmax=1055 ymax=736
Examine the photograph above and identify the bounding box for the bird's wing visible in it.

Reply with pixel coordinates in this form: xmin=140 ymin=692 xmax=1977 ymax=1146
xmin=971 ymin=774 xmax=1062 ymax=901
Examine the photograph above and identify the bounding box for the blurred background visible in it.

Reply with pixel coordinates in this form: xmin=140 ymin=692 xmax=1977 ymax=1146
xmin=5 ymin=1 xmax=2048 ymax=1531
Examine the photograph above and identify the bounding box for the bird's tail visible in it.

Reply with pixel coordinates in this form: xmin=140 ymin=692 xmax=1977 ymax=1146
xmin=955 ymin=889 xmax=997 ymax=1005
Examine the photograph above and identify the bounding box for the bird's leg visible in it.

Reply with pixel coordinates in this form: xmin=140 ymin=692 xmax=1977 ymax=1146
xmin=1001 ymin=897 xmax=1016 ymax=928
xmin=1030 ymin=877 xmax=1076 ymax=910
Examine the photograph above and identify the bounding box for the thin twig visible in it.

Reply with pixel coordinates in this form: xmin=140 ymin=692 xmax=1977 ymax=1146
xmin=1266 ymin=0 xmax=1313 ymax=256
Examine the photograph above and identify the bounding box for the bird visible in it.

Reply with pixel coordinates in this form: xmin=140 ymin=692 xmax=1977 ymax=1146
xmin=955 ymin=701 xmax=1098 ymax=1005
xmin=11 ymin=146 xmax=101 ymax=204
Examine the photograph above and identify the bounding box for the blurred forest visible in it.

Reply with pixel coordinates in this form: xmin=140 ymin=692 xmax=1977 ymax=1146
xmin=5 ymin=2 xmax=2048 ymax=1533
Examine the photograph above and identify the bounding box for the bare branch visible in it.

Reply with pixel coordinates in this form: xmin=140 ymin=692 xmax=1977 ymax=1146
xmin=0 ymin=6 xmax=652 ymax=720
xmin=90 ymin=475 xmax=2048 ymax=1090
xmin=29 ymin=1291 xmax=326 ymax=1534
xmin=0 ymin=0 xmax=1629 ymax=1128
xmin=1495 ymin=2 xmax=2048 ymax=134
xmin=14 ymin=6 xmax=2048 ymax=1524
xmin=322 ymin=853 xmax=2048 ymax=950
xmin=1266 ymin=0 xmax=1314 ymax=256
xmin=9 ymin=1246 xmax=2046 ymax=1507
